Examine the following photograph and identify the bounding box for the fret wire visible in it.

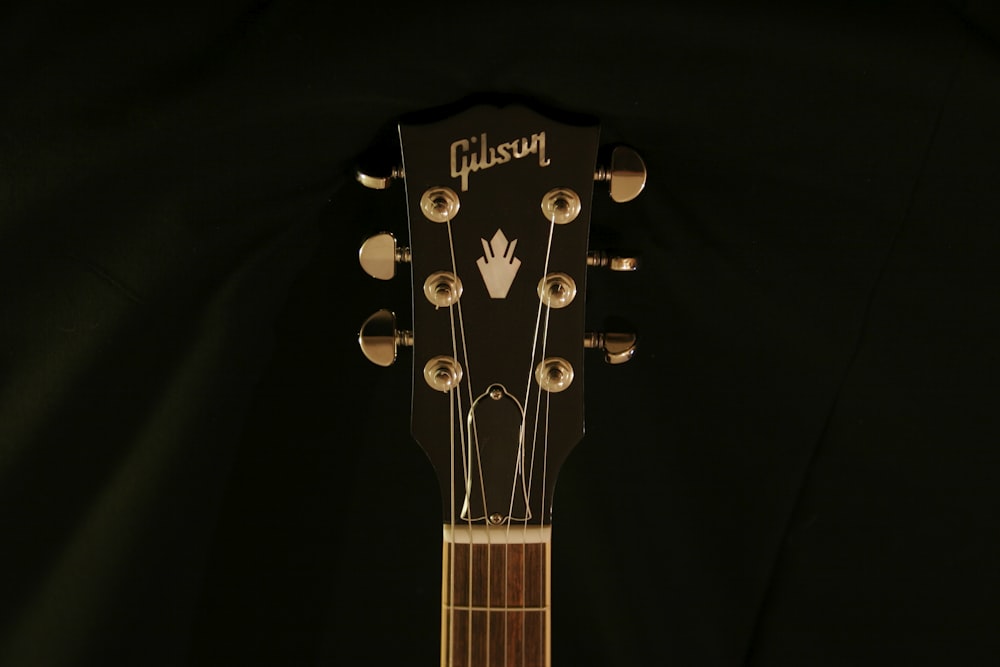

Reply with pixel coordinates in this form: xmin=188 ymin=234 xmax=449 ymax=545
xmin=444 ymin=606 xmax=549 ymax=612
xmin=442 ymin=538 xmax=550 ymax=667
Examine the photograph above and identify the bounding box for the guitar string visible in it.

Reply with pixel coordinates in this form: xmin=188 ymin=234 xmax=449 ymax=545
xmin=448 ymin=207 xmax=559 ymax=665
xmin=517 ymin=211 xmax=557 ymax=666
xmin=499 ymin=388 xmax=529 ymax=667
xmin=444 ymin=217 xmax=495 ymax=667
xmin=444 ymin=219 xmax=464 ymax=667
xmin=532 ymin=249 xmax=556 ymax=667
xmin=538 ymin=211 xmax=560 ymax=667
xmin=444 ymin=256 xmax=460 ymax=667
xmin=528 ymin=292 xmax=554 ymax=667
xmin=447 ymin=382 xmax=457 ymax=667
xmin=466 ymin=399 xmax=493 ymax=664
xmin=466 ymin=223 xmax=551 ymax=666
xmin=520 ymin=213 xmax=556 ymax=509
xmin=539 ymin=386 xmax=552 ymax=664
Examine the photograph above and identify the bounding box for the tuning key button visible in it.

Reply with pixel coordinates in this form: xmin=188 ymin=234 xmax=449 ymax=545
xmin=584 ymin=331 xmax=637 ymax=365
xmin=359 ymin=232 xmax=411 ymax=280
xmin=355 ymin=165 xmax=403 ymax=190
xmin=595 ymin=146 xmax=647 ymax=203
xmin=587 ymin=251 xmax=639 ymax=272
xmin=358 ymin=309 xmax=413 ymax=367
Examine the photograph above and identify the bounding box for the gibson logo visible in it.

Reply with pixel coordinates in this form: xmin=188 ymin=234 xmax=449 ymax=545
xmin=450 ymin=132 xmax=550 ymax=191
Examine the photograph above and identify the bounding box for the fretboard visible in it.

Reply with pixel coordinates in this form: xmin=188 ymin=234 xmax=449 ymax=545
xmin=441 ymin=525 xmax=551 ymax=667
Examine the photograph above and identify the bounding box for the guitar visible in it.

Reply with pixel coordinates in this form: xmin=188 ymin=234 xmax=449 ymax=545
xmin=355 ymin=99 xmax=645 ymax=667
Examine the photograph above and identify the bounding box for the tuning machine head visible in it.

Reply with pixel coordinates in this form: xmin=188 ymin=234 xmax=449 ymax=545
xmin=358 ymin=309 xmax=413 ymax=367
xmin=595 ymin=145 xmax=647 ymax=203
xmin=356 ymin=165 xmax=403 ymax=190
xmin=587 ymin=147 xmax=644 ymax=364
xmin=584 ymin=331 xmax=637 ymax=365
xmin=587 ymin=250 xmax=639 ymax=272
xmin=359 ymin=232 xmax=411 ymax=280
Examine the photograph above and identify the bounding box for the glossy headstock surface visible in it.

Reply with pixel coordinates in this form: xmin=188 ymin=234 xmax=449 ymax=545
xmin=400 ymin=103 xmax=599 ymax=526
xmin=357 ymin=100 xmax=644 ymax=527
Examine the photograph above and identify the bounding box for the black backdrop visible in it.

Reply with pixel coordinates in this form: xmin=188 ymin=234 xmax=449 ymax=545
xmin=2 ymin=2 xmax=999 ymax=665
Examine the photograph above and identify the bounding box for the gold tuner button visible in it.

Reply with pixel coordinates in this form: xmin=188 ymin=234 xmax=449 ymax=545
xmin=584 ymin=331 xmax=637 ymax=365
xmin=358 ymin=309 xmax=413 ymax=367
xmin=355 ymin=164 xmax=404 ymax=190
xmin=359 ymin=232 xmax=411 ymax=280
xmin=594 ymin=146 xmax=647 ymax=203
xmin=587 ymin=251 xmax=639 ymax=272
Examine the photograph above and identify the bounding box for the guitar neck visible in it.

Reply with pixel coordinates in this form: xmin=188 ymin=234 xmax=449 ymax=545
xmin=356 ymin=100 xmax=644 ymax=666
xmin=440 ymin=525 xmax=552 ymax=667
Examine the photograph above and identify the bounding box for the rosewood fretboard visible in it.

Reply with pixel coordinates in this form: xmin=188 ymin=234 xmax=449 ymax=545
xmin=441 ymin=525 xmax=551 ymax=667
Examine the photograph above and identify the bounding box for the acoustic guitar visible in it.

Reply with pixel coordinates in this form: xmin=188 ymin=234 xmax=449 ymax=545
xmin=356 ymin=99 xmax=645 ymax=667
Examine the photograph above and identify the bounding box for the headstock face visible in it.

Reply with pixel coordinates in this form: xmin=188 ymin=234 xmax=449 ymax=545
xmin=358 ymin=101 xmax=642 ymax=528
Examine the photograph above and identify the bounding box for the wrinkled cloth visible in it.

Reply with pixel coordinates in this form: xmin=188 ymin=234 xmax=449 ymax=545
xmin=2 ymin=2 xmax=998 ymax=665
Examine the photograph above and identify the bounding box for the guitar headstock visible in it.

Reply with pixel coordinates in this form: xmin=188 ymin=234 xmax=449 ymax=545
xmin=357 ymin=100 xmax=645 ymax=527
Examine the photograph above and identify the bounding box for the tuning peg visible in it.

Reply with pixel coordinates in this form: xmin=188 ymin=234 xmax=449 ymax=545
xmin=587 ymin=250 xmax=639 ymax=272
xmin=355 ymin=164 xmax=404 ymax=190
xmin=594 ymin=146 xmax=647 ymax=203
xmin=584 ymin=331 xmax=637 ymax=365
xmin=358 ymin=309 xmax=413 ymax=367
xmin=359 ymin=232 xmax=411 ymax=280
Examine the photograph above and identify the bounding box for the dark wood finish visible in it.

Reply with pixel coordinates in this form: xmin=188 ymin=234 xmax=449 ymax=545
xmin=441 ymin=538 xmax=550 ymax=667
xmin=400 ymin=103 xmax=600 ymax=526
xmin=392 ymin=101 xmax=604 ymax=667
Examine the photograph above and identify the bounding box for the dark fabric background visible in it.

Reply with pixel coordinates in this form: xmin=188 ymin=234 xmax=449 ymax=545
xmin=2 ymin=1 xmax=998 ymax=665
